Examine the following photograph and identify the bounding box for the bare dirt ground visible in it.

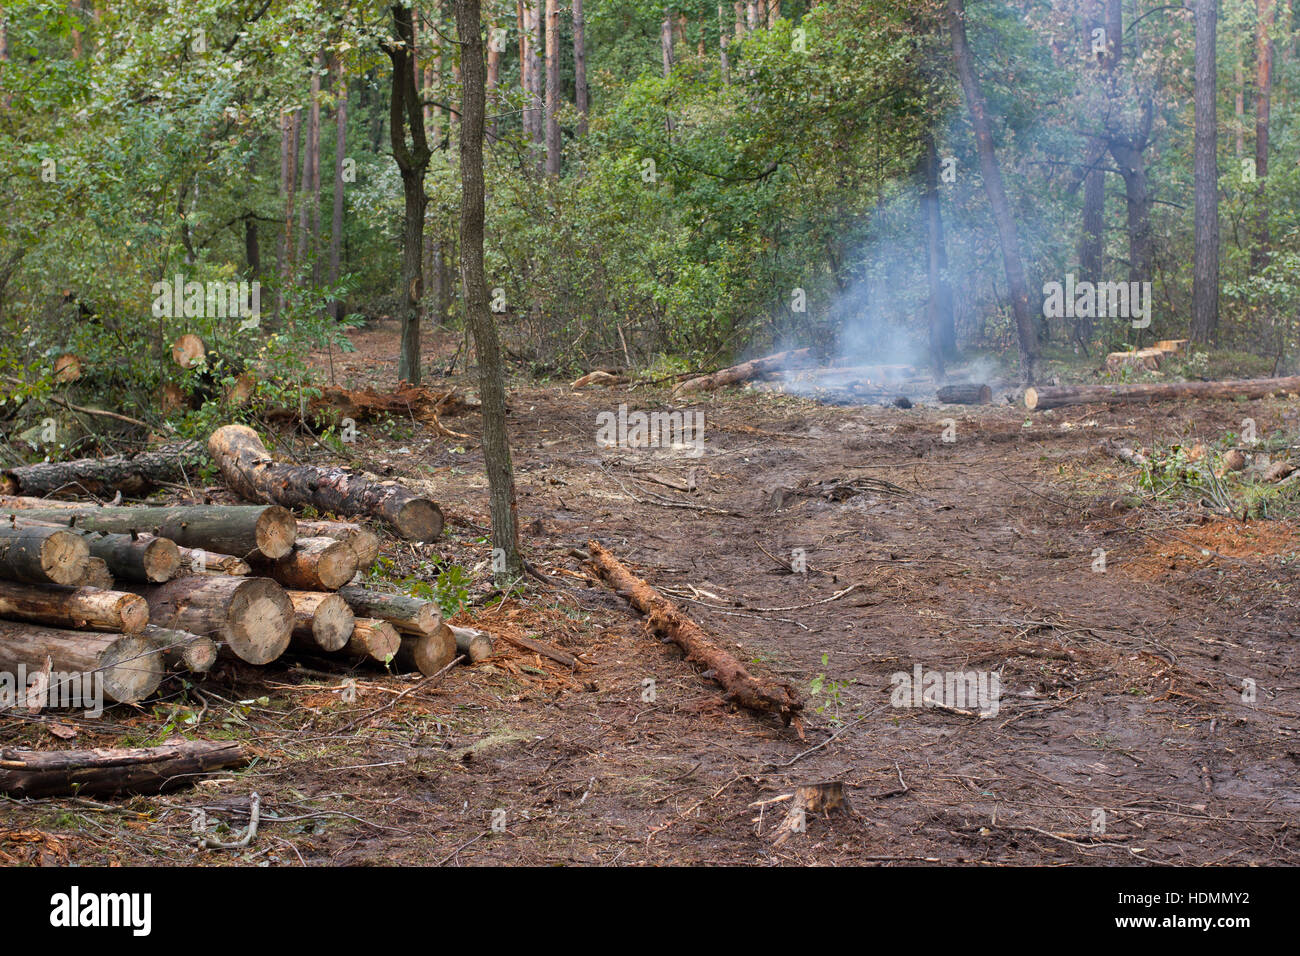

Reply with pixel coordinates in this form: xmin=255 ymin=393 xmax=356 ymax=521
xmin=3 ymin=320 xmax=1298 ymax=866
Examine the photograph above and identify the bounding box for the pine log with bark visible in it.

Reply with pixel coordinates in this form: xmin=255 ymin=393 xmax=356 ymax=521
xmin=336 ymin=585 xmax=440 ymax=635
xmin=674 ymin=348 xmax=814 ymax=395
xmin=0 ymin=621 xmax=163 ymax=703
xmin=0 ymin=740 xmax=247 ymax=798
xmin=587 ymin=540 xmax=802 ymax=722
xmin=127 ymin=575 xmax=293 ymax=665
xmin=0 ymin=525 xmax=89 ymax=585
xmin=1025 ymin=376 xmax=1300 ymax=411
xmin=247 ymin=536 xmax=358 ymax=591
xmin=346 ymin=618 xmax=401 ymax=663
xmin=935 ymin=384 xmax=992 ymax=405
xmin=148 ymin=625 xmax=218 ymax=673
xmin=0 ymin=580 xmax=148 ymax=633
xmin=208 ymin=425 xmax=443 ymax=541
xmin=295 ymin=520 xmax=380 ymax=568
xmin=0 ymin=442 xmax=206 ymax=498
xmin=395 ymin=623 xmax=457 ymax=675
xmin=286 ymin=590 xmax=355 ymax=652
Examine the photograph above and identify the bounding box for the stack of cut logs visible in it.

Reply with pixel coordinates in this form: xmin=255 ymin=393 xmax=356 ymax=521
xmin=0 ymin=425 xmax=495 ymax=711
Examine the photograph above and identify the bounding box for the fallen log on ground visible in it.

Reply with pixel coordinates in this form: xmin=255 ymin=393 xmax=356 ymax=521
xmin=247 ymin=536 xmax=357 ymax=591
xmin=1025 ymin=376 xmax=1300 ymax=411
xmin=395 ymin=624 xmax=456 ymax=675
xmin=0 ymin=621 xmax=163 ymax=704
xmin=448 ymin=624 xmax=495 ymax=663
xmin=673 ymin=348 xmax=815 ymax=396
xmin=346 ymin=618 xmax=401 ymax=663
xmin=571 ymin=370 xmax=625 ymax=389
xmin=497 ymin=631 xmax=582 ymax=669
xmin=0 ymin=441 xmax=206 ymax=498
xmin=587 ymin=540 xmax=803 ymax=723
xmin=0 ymin=525 xmax=89 ymax=586
xmin=936 ymin=383 xmax=993 ymax=405
xmin=295 ymin=520 xmax=380 ymax=568
xmin=148 ymin=625 xmax=218 ymax=673
xmin=0 ymin=581 xmax=148 ymax=634
xmin=208 ymin=425 xmax=443 ymax=541
xmin=0 ymin=500 xmax=296 ymax=560
xmin=0 ymin=740 xmax=247 ymax=798
xmin=336 ymin=585 xmax=440 ymax=635
xmin=127 ymin=575 xmax=292 ymax=665
xmin=286 ymin=590 xmax=355 ymax=653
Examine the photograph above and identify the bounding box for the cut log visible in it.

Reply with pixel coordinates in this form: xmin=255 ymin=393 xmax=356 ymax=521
xmin=5 ymin=516 xmax=180 ymax=583
xmin=1025 ymin=376 xmax=1300 ymax=411
xmin=0 ymin=621 xmax=163 ymax=704
xmin=1263 ymin=461 xmax=1297 ymax=483
xmin=0 ymin=441 xmax=206 ymax=498
xmin=587 ymin=540 xmax=802 ymax=723
xmin=0 ymin=581 xmax=148 ymax=633
xmin=127 ymin=575 xmax=292 ymax=665
xmin=286 ymin=590 xmax=355 ymax=652
xmin=448 ymin=623 xmax=494 ymax=663
xmin=247 ymin=536 xmax=357 ymax=591
xmin=395 ymin=624 xmax=456 ymax=675
xmin=147 ymin=625 xmax=218 ymax=673
xmin=295 ymin=520 xmax=380 ymax=568
xmin=171 ymin=333 xmax=207 ymax=369
xmin=935 ymin=383 xmax=992 ymax=405
xmin=78 ymin=557 xmax=114 ymax=590
xmin=0 ymin=525 xmax=89 ymax=585
xmin=571 ymin=370 xmax=625 ymax=389
xmin=163 ymin=539 xmax=251 ymax=576
xmin=0 ymin=500 xmax=296 ymax=560
xmin=0 ymin=740 xmax=247 ymax=798
xmin=224 ymin=372 xmax=257 ymax=405
xmin=674 ymin=348 xmax=814 ymax=395
xmin=346 ymin=618 xmax=401 ymax=663
xmin=160 ymin=383 xmax=193 ymax=414
xmin=208 ymin=424 xmax=443 ymax=541
xmin=53 ymin=353 xmax=84 ymax=384
xmin=335 ymin=585 xmax=440 ymax=635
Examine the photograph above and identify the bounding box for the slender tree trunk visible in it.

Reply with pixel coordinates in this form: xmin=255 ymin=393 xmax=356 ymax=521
xmin=1253 ymin=0 xmax=1274 ymax=266
xmin=455 ymin=0 xmax=524 ymax=578
xmin=662 ymin=13 xmax=674 ymax=77
xmin=767 ymin=0 xmax=779 ymax=27
xmin=922 ymin=135 xmax=949 ymax=376
xmin=946 ymin=0 xmax=1038 ymax=384
xmin=299 ymin=55 xmax=322 ymax=282
xmin=278 ymin=110 xmax=300 ymax=321
xmin=734 ymin=2 xmax=744 ymax=39
xmin=1191 ymin=0 xmax=1219 ymax=343
xmin=387 ymin=3 xmax=433 ymax=383
xmin=330 ymin=61 xmax=348 ymax=321
xmin=573 ymin=0 xmax=589 ymax=134
xmin=530 ymin=0 xmax=544 ymax=162
xmin=545 ymin=0 xmax=560 ymax=175
xmin=487 ymin=12 xmax=501 ymax=136
xmin=719 ymin=4 xmax=730 ymax=82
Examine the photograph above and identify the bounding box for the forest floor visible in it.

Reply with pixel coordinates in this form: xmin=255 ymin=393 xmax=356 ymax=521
xmin=3 ymin=321 xmax=1299 ymax=866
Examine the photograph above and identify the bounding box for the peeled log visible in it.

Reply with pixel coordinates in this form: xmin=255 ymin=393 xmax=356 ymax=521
xmin=148 ymin=625 xmax=218 ymax=673
xmin=674 ymin=348 xmax=814 ymax=396
xmin=1025 ymin=376 xmax=1300 ymax=411
xmin=336 ymin=585 xmax=440 ymax=635
xmin=936 ymin=383 xmax=992 ymax=405
xmin=287 ymin=590 xmax=355 ymax=652
xmin=208 ymin=425 xmax=443 ymax=541
xmin=0 ymin=500 xmax=295 ymax=560
xmin=0 ymin=525 xmax=89 ymax=585
xmin=0 ymin=442 xmax=206 ymax=498
xmin=128 ymin=575 xmax=292 ymax=665
xmin=346 ymin=618 xmax=401 ymax=663
xmin=248 ymin=536 xmax=357 ymax=591
xmin=295 ymin=520 xmax=380 ymax=568
xmin=448 ymin=624 xmax=494 ymax=663
xmin=0 ymin=740 xmax=247 ymax=798
xmin=0 ymin=621 xmax=163 ymax=704
xmin=395 ymin=624 xmax=457 ymax=675
xmin=0 ymin=581 xmax=148 ymax=633
xmin=587 ymin=540 xmax=802 ymax=723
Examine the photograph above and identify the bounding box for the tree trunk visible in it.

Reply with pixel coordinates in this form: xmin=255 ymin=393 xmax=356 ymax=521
xmin=573 ymin=0 xmax=589 ymax=133
xmin=921 ymin=135 xmax=952 ymax=374
xmin=0 ymin=622 xmax=162 ymax=705
xmin=208 ymin=424 xmax=443 ymax=541
xmin=0 ymin=526 xmax=89 ymax=585
xmin=1077 ymin=142 xmax=1105 ymax=348
xmin=294 ymin=520 xmax=379 ymax=568
xmin=1 ymin=500 xmax=296 ymax=561
xmin=544 ymin=0 xmax=561 ymax=175
xmin=299 ymin=54 xmax=322 ymax=279
xmin=247 ymin=536 xmax=357 ymax=591
xmin=336 ymin=584 xmax=441 ymax=634
xmin=1253 ymin=0 xmax=1274 ymax=266
xmin=396 ymin=625 xmax=457 ymax=674
xmin=0 ymin=580 xmax=148 ymax=633
xmin=127 ymin=575 xmax=293 ymax=665
xmin=279 ymin=109 xmax=301 ymax=321
xmin=946 ymin=0 xmax=1038 ymax=385
xmin=388 ymin=3 xmax=433 ymax=384
xmin=346 ymin=618 xmax=401 ymax=663
xmin=719 ymin=4 xmax=730 ymax=82
xmin=330 ymin=60 xmax=348 ymax=321
xmin=1191 ymin=0 xmax=1219 ymax=344
xmin=0 ymin=441 xmax=205 ymax=499
xmin=456 ymin=0 xmax=525 ymax=578
xmin=1024 ymin=376 xmax=1300 ymax=411
xmin=0 ymin=741 xmax=246 ymax=798
xmin=286 ymin=589 xmax=354 ymax=652
xmin=519 ymin=0 xmax=533 ymax=144
xmin=661 ymin=13 xmax=674 ymax=77
xmin=149 ymin=625 xmax=218 ymax=673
